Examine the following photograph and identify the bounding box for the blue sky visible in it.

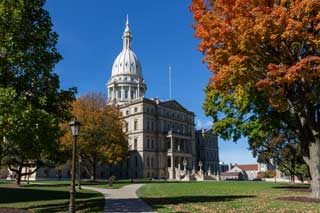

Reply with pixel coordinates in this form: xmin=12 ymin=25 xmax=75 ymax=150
xmin=45 ymin=0 xmax=256 ymax=164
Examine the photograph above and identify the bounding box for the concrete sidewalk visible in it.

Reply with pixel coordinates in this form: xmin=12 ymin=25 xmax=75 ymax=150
xmin=83 ymin=184 xmax=156 ymax=213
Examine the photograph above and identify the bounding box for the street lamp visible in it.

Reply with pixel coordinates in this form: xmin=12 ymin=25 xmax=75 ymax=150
xmin=78 ymin=155 xmax=82 ymax=190
xmin=69 ymin=118 xmax=80 ymax=213
xmin=183 ymin=159 xmax=187 ymax=173
xmin=199 ymin=161 xmax=203 ymax=173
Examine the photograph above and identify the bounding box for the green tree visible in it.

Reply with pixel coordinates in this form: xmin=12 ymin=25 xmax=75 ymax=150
xmin=0 ymin=0 xmax=75 ymax=184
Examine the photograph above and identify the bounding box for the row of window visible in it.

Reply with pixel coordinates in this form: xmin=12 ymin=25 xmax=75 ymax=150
xmin=197 ymin=150 xmax=219 ymax=161
xmin=145 ymin=156 xmax=156 ymax=168
xmin=114 ymin=62 xmax=139 ymax=69
xmin=132 ymin=137 xmax=158 ymax=150
xmin=146 ymin=119 xmax=155 ymax=131
xmin=163 ymin=120 xmax=192 ymax=136
xmin=125 ymin=107 xmax=138 ymax=115
xmin=125 ymin=120 xmax=138 ymax=132
xmin=146 ymin=137 xmax=156 ymax=150
xmin=148 ymin=107 xmax=194 ymax=124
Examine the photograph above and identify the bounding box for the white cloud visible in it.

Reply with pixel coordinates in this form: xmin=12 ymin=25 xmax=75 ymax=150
xmin=196 ymin=119 xmax=212 ymax=130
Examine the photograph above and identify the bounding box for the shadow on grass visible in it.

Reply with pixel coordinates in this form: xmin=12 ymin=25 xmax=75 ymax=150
xmin=27 ymin=197 xmax=105 ymax=213
xmin=142 ymin=195 xmax=256 ymax=206
xmin=0 ymin=187 xmax=96 ymax=204
xmin=23 ymin=180 xmax=186 ymax=188
xmin=272 ymin=184 xmax=310 ymax=189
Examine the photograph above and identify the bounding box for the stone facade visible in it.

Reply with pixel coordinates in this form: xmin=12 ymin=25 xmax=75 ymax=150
xmin=116 ymin=98 xmax=196 ymax=179
xmin=195 ymin=129 xmax=220 ymax=175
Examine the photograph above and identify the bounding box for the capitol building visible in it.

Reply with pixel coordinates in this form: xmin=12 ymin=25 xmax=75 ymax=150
xmin=3 ymin=17 xmax=220 ymax=181
xmin=104 ymin=17 xmax=219 ymax=180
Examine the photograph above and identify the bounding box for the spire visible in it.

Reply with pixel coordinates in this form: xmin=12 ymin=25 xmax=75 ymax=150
xmin=122 ymin=15 xmax=132 ymax=49
xmin=125 ymin=14 xmax=130 ymax=32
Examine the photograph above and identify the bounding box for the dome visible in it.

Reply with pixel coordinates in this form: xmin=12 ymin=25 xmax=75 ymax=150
xmin=106 ymin=16 xmax=147 ymax=105
xmin=110 ymin=16 xmax=143 ymax=80
xmin=111 ymin=48 xmax=142 ymax=77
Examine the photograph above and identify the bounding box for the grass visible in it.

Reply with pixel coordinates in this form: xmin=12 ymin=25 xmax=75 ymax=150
xmin=137 ymin=181 xmax=320 ymax=212
xmin=0 ymin=181 xmax=105 ymax=212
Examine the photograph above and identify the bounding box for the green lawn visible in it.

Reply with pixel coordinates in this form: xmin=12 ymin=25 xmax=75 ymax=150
xmin=137 ymin=181 xmax=320 ymax=212
xmin=0 ymin=181 xmax=104 ymax=212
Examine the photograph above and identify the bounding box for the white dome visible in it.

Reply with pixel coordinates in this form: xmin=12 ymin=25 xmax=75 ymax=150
xmin=111 ymin=48 xmax=142 ymax=77
xmin=106 ymin=16 xmax=147 ymax=105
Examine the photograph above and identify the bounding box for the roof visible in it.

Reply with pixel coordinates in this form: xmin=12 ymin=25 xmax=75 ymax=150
xmin=159 ymin=100 xmax=192 ymax=114
xmin=233 ymin=164 xmax=258 ymax=171
xmin=220 ymin=172 xmax=241 ymax=176
xmin=119 ymin=98 xmax=194 ymax=115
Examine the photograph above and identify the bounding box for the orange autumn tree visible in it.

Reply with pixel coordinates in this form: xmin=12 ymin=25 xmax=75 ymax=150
xmin=60 ymin=92 xmax=128 ymax=180
xmin=190 ymin=0 xmax=320 ymax=198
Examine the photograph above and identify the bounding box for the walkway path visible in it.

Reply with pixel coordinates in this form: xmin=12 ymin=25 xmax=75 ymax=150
xmin=83 ymin=184 xmax=156 ymax=213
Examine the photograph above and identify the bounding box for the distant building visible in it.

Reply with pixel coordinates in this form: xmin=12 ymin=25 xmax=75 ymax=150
xmin=195 ymin=129 xmax=219 ymax=175
xmin=222 ymin=163 xmax=273 ymax=180
xmin=220 ymin=171 xmax=243 ymax=180
xmin=229 ymin=164 xmax=260 ymax=180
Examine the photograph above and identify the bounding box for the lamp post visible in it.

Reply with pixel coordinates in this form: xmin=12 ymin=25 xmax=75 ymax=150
xmin=183 ymin=159 xmax=187 ymax=174
xmin=199 ymin=161 xmax=203 ymax=174
xmin=78 ymin=155 xmax=82 ymax=190
xmin=69 ymin=118 xmax=80 ymax=213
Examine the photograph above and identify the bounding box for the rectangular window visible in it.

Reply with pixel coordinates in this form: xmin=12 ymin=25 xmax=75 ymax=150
xmin=134 ymin=138 xmax=137 ymax=150
xmin=134 ymin=120 xmax=138 ymax=131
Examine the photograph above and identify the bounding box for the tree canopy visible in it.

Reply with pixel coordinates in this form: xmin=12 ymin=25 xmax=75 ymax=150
xmin=190 ymin=0 xmax=320 ymax=198
xmin=0 ymin=0 xmax=75 ymax=184
xmin=60 ymin=92 xmax=128 ymax=180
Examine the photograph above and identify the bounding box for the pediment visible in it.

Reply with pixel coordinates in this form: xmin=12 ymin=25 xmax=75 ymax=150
xmin=160 ymin=100 xmax=189 ymax=113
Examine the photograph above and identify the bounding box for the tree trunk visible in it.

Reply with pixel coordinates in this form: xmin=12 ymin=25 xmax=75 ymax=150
xmin=306 ymin=141 xmax=320 ymax=198
xmin=16 ymin=167 xmax=22 ymax=185
xmin=90 ymin=157 xmax=96 ymax=181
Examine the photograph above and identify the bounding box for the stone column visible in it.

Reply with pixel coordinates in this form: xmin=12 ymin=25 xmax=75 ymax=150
xmin=135 ymin=87 xmax=137 ymax=99
xmin=128 ymin=86 xmax=131 ymax=100
xmin=137 ymin=84 xmax=140 ymax=98
xmin=113 ymin=86 xmax=116 ymax=100
xmin=170 ymin=135 xmax=175 ymax=179
xmin=121 ymin=86 xmax=124 ymax=100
